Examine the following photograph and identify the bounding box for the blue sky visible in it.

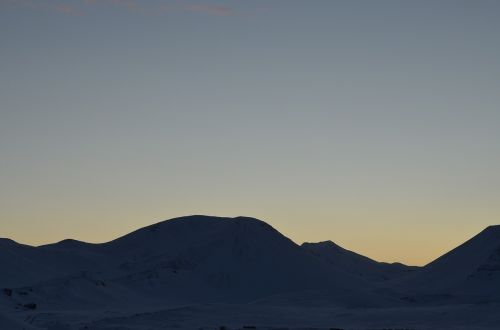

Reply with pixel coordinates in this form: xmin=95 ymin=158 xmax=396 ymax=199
xmin=1 ymin=0 xmax=499 ymax=265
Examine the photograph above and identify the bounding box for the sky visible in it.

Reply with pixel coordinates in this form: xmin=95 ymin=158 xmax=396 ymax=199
xmin=1 ymin=0 xmax=499 ymax=266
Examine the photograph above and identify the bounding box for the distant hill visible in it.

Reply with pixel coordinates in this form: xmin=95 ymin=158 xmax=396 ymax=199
xmin=398 ymin=225 xmax=500 ymax=303
xmin=302 ymin=240 xmax=418 ymax=281
xmin=0 ymin=238 xmax=99 ymax=287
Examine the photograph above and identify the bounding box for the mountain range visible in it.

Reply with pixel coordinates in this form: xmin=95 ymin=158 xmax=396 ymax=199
xmin=1 ymin=215 xmax=499 ymax=329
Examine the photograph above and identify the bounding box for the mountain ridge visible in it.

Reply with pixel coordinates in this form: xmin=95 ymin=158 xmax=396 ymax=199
xmin=2 ymin=216 xmax=499 ymax=309
xmin=302 ymin=240 xmax=417 ymax=282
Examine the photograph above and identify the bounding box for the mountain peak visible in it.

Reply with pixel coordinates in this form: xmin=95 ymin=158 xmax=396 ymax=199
xmin=404 ymin=224 xmax=500 ymax=293
xmin=138 ymin=215 xmax=278 ymax=237
xmin=303 ymin=240 xmax=342 ymax=249
xmin=0 ymin=237 xmax=19 ymax=246
xmin=102 ymin=214 xmax=291 ymax=262
xmin=484 ymin=224 xmax=500 ymax=233
xmin=149 ymin=215 xmax=266 ymax=227
xmin=41 ymin=238 xmax=94 ymax=249
xmin=301 ymin=239 xmax=417 ymax=282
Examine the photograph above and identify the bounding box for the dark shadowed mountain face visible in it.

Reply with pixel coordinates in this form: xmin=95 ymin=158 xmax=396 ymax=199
xmin=0 ymin=238 xmax=101 ymax=287
xmin=94 ymin=216 xmax=381 ymax=304
xmin=2 ymin=217 xmax=500 ymax=312
xmin=396 ymin=225 xmax=500 ymax=304
xmin=1 ymin=216 xmax=389 ymax=309
xmin=301 ymin=240 xmax=417 ymax=282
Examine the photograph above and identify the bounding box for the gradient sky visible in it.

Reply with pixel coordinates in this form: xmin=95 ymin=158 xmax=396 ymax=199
xmin=1 ymin=0 xmax=499 ymax=265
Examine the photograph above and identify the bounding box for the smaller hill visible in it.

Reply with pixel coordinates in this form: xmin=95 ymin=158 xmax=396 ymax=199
xmin=398 ymin=225 xmax=500 ymax=304
xmin=302 ymin=240 xmax=417 ymax=282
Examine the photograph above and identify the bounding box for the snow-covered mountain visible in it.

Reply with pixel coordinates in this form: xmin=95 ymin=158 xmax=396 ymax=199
xmin=95 ymin=215 xmax=376 ymax=304
xmin=0 ymin=238 xmax=99 ymax=287
xmin=1 ymin=216 xmax=500 ymax=329
xmin=398 ymin=225 xmax=500 ymax=303
xmin=302 ymin=240 xmax=417 ymax=282
xmin=1 ymin=216 xmax=392 ymax=310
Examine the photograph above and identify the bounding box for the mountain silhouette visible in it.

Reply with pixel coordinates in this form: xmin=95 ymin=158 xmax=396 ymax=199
xmin=302 ymin=240 xmax=417 ymax=281
xmin=1 ymin=216 xmax=499 ymax=326
xmin=2 ymin=216 xmax=393 ymax=309
xmin=398 ymin=225 xmax=500 ymax=303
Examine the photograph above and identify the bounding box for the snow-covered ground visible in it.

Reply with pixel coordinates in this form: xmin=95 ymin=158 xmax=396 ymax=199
xmin=6 ymin=303 xmax=500 ymax=330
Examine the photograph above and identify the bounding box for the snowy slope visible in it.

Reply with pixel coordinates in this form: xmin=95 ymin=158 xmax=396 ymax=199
xmin=398 ymin=225 xmax=500 ymax=303
xmin=302 ymin=240 xmax=417 ymax=282
xmin=0 ymin=310 xmax=36 ymax=330
xmin=87 ymin=216 xmax=381 ymax=305
xmin=81 ymin=302 xmax=500 ymax=330
xmin=2 ymin=216 xmax=390 ymax=309
xmin=0 ymin=238 xmax=100 ymax=288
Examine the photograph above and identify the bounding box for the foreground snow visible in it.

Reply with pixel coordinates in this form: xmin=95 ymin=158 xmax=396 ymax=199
xmin=4 ymin=302 xmax=500 ymax=330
